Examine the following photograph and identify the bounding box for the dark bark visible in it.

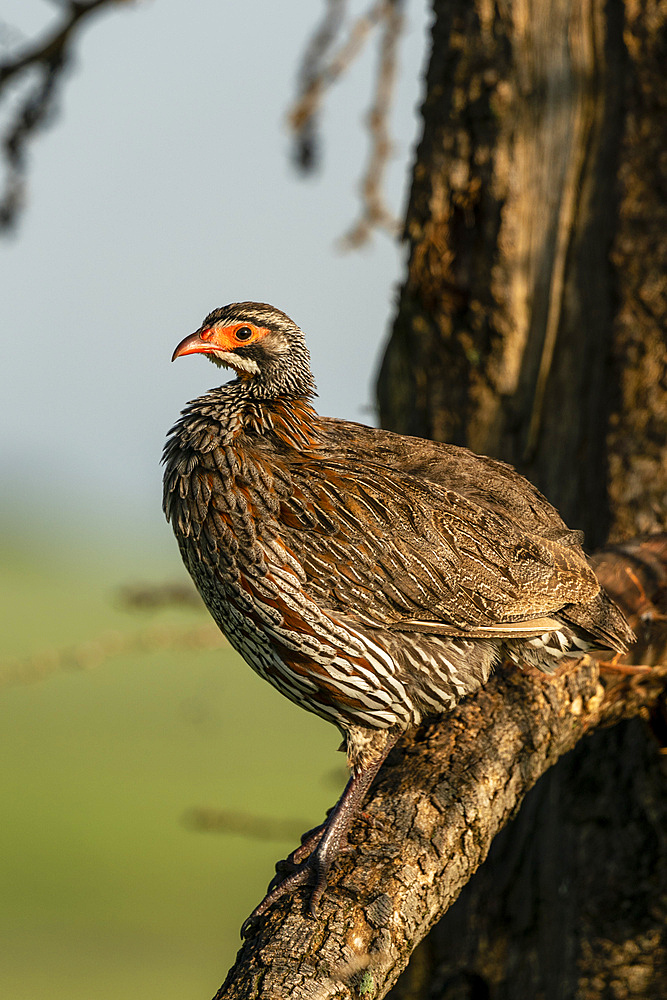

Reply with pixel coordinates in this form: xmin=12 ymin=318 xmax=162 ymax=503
xmin=390 ymin=719 xmax=667 ymax=1000
xmin=375 ymin=0 xmax=667 ymax=992
xmin=606 ymin=0 xmax=667 ymax=542
xmin=377 ymin=0 xmax=666 ymax=551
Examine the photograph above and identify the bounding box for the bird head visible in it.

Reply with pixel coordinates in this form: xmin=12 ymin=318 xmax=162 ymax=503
xmin=172 ymin=302 xmax=317 ymax=398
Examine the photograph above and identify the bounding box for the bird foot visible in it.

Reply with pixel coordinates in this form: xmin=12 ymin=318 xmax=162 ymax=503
xmin=241 ymin=826 xmax=354 ymax=937
xmin=288 ymin=809 xmax=383 ymax=866
xmin=241 ymin=859 xmax=313 ymax=937
xmin=240 ymin=734 xmax=399 ymax=938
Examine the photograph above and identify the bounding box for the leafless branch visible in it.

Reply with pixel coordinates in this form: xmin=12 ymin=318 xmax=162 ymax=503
xmin=183 ymin=807 xmax=311 ymax=844
xmin=116 ymin=581 xmax=203 ymax=611
xmin=340 ymin=0 xmax=404 ymax=248
xmin=0 ymin=620 xmax=225 ymax=690
xmin=0 ymin=0 xmax=129 ymax=232
xmin=290 ymin=0 xmax=350 ymax=171
xmin=289 ymin=0 xmax=406 ymax=246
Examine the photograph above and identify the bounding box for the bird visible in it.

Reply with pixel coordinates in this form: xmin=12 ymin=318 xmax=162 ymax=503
xmin=162 ymin=301 xmax=634 ymax=929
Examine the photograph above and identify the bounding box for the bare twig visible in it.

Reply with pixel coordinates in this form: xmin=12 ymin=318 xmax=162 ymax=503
xmin=0 ymin=0 xmax=129 ymax=231
xmin=290 ymin=0 xmax=349 ymax=170
xmin=116 ymin=581 xmax=203 ymax=611
xmin=183 ymin=807 xmax=311 ymax=844
xmin=340 ymin=0 xmax=404 ymax=248
xmin=0 ymin=621 xmax=225 ymax=689
xmin=290 ymin=1 xmax=383 ymax=162
xmin=289 ymin=0 xmax=406 ymax=246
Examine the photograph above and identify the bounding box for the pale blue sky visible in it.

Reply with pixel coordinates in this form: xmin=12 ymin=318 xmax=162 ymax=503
xmin=2 ymin=0 xmax=429 ymax=553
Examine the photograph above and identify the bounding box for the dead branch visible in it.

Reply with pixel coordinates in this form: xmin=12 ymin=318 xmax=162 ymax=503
xmin=0 ymin=0 xmax=129 ymax=231
xmin=340 ymin=0 xmax=404 ymax=248
xmin=211 ymin=535 xmax=667 ymax=999
xmin=116 ymin=581 xmax=203 ymax=611
xmin=290 ymin=0 xmax=383 ymax=169
xmin=0 ymin=577 xmax=208 ymax=689
xmin=289 ymin=0 xmax=406 ymax=246
xmin=183 ymin=808 xmax=310 ymax=844
xmin=289 ymin=0 xmax=350 ymax=171
xmin=0 ymin=620 xmax=224 ymax=689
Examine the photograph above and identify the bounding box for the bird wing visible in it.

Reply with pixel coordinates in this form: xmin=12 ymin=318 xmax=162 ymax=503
xmin=271 ymin=454 xmax=600 ymax=636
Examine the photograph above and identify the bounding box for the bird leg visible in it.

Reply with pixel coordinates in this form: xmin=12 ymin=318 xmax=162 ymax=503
xmin=241 ymin=732 xmax=399 ymax=936
xmin=286 ymin=805 xmax=388 ymax=869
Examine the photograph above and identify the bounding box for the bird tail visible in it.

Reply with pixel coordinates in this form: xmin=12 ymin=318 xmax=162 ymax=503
xmin=560 ymin=590 xmax=635 ymax=655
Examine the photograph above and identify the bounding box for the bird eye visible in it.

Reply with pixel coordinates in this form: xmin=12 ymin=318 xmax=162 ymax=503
xmin=235 ymin=326 xmax=253 ymax=342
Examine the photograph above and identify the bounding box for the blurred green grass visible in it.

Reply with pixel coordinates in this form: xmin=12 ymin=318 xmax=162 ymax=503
xmin=0 ymin=540 xmax=343 ymax=999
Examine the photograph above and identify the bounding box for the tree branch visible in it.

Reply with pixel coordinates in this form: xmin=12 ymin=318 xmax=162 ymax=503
xmin=213 ymin=535 xmax=667 ymax=999
xmin=0 ymin=0 xmax=129 ymax=231
xmin=288 ymin=0 xmax=406 ymax=246
xmin=0 ymin=621 xmax=223 ymax=689
xmin=339 ymin=0 xmax=404 ymax=248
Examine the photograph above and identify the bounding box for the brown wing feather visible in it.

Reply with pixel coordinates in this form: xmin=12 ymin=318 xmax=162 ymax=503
xmin=267 ymin=450 xmax=600 ymax=634
xmin=321 ymin=418 xmax=582 ymax=541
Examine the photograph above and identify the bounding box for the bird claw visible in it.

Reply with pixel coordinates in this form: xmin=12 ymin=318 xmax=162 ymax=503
xmin=241 ymin=863 xmax=313 ymax=937
xmin=240 ymin=821 xmax=359 ymax=936
xmin=240 ymin=846 xmax=335 ymax=937
xmin=240 ymin=736 xmax=399 ymax=937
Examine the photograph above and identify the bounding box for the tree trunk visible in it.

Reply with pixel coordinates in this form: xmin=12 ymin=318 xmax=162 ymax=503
xmin=377 ymin=0 xmax=666 ymax=550
xmin=377 ymin=0 xmax=667 ymax=995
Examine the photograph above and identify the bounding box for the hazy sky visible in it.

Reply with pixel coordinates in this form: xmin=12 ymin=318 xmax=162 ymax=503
xmin=2 ymin=0 xmax=429 ymax=551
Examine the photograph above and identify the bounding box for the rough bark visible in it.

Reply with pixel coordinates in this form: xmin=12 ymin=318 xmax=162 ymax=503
xmin=389 ymin=718 xmax=667 ymax=1000
xmin=606 ymin=0 xmax=667 ymax=542
xmin=213 ymin=539 xmax=667 ymax=999
xmin=377 ymin=0 xmax=667 ymax=550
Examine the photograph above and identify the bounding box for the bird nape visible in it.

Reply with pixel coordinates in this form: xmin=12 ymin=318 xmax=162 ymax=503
xmin=163 ymin=301 xmax=634 ymax=934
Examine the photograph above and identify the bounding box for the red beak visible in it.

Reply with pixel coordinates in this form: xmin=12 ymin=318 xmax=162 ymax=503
xmin=171 ymin=329 xmax=213 ymax=362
